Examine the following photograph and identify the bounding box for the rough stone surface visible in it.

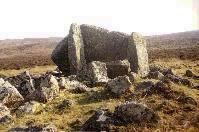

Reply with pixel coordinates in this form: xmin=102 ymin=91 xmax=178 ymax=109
xmin=15 ymin=101 xmax=42 ymax=117
xmin=114 ymin=101 xmax=158 ymax=123
xmin=127 ymin=72 xmax=138 ymax=83
xmin=80 ymin=24 xmax=129 ymax=63
xmin=68 ymin=23 xmax=86 ymax=74
xmin=164 ymin=74 xmax=193 ymax=87
xmin=6 ymin=71 xmax=35 ymax=98
xmin=0 ymin=78 xmax=24 ymax=107
xmin=81 ymin=109 xmax=112 ymax=131
xmin=106 ymin=75 xmax=132 ymax=96
xmin=51 ymin=36 xmax=70 ymax=75
xmin=56 ymin=99 xmax=73 ymax=110
xmin=136 ymin=81 xmax=155 ymax=91
xmin=26 ymin=74 xmax=59 ymax=103
xmin=52 ymin=24 xmax=149 ymax=77
xmin=82 ymin=61 xmax=109 ymax=86
xmin=148 ymin=71 xmax=164 ymax=80
xmin=9 ymin=123 xmax=57 ymax=132
xmin=106 ymin=60 xmax=131 ymax=79
xmin=0 ymin=103 xmax=12 ymax=124
xmin=127 ymin=32 xmax=149 ymax=77
xmin=59 ymin=77 xmax=89 ymax=93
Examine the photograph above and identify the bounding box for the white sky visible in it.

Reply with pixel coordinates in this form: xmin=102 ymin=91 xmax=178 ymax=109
xmin=0 ymin=0 xmax=198 ymax=39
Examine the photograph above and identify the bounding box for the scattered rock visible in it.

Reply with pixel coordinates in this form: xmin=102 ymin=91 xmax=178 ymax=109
xmin=61 ymin=79 xmax=90 ymax=93
xmin=0 ymin=103 xmax=12 ymax=124
xmin=114 ymin=101 xmax=158 ymax=123
xmin=136 ymin=81 xmax=154 ymax=91
xmin=81 ymin=109 xmax=112 ymax=131
xmin=6 ymin=71 xmax=35 ymax=98
xmin=9 ymin=123 xmax=57 ymax=132
xmin=162 ymin=68 xmax=175 ymax=76
xmin=127 ymin=72 xmax=138 ymax=83
xmin=148 ymin=71 xmax=164 ymax=80
xmin=106 ymin=60 xmax=131 ymax=79
xmin=164 ymin=74 xmax=193 ymax=87
xmin=0 ymin=78 xmax=24 ymax=107
xmin=15 ymin=101 xmax=43 ymax=117
xmin=56 ymin=99 xmax=73 ymax=110
xmin=106 ymin=75 xmax=132 ymax=96
xmin=185 ymin=70 xmax=194 ymax=77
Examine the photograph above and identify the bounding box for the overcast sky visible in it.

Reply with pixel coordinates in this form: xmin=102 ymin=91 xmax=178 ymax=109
xmin=0 ymin=0 xmax=198 ymax=39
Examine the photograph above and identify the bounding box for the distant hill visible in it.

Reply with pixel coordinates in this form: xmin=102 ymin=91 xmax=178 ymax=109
xmin=0 ymin=30 xmax=198 ymax=70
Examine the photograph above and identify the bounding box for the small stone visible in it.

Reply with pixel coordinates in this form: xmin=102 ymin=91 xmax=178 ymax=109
xmin=127 ymin=72 xmax=138 ymax=83
xmin=15 ymin=101 xmax=42 ymax=117
xmin=136 ymin=81 xmax=154 ymax=91
xmin=81 ymin=109 xmax=112 ymax=131
xmin=106 ymin=75 xmax=132 ymax=96
xmin=148 ymin=71 xmax=164 ymax=80
xmin=106 ymin=60 xmax=131 ymax=79
xmin=185 ymin=70 xmax=194 ymax=77
xmin=57 ymin=99 xmax=73 ymax=110
xmin=0 ymin=103 xmax=12 ymax=124
xmin=114 ymin=101 xmax=158 ymax=123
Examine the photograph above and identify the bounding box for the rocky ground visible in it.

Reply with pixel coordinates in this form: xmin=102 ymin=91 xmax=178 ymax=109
xmin=0 ymin=58 xmax=198 ymax=131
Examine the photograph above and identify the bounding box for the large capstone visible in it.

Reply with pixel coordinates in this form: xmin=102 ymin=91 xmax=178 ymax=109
xmin=68 ymin=23 xmax=86 ymax=74
xmin=127 ymin=33 xmax=149 ymax=77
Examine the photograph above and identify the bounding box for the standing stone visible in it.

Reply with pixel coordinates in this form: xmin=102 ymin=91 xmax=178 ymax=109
xmin=51 ymin=36 xmax=70 ymax=75
xmin=127 ymin=33 xmax=149 ymax=77
xmin=68 ymin=23 xmax=86 ymax=74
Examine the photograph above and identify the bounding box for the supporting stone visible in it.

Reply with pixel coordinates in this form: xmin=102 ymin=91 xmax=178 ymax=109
xmin=51 ymin=36 xmax=70 ymax=75
xmin=127 ymin=32 xmax=149 ymax=77
xmin=68 ymin=23 xmax=86 ymax=74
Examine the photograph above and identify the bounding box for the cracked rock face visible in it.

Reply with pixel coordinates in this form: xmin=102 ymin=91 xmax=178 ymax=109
xmin=6 ymin=71 xmax=35 ymax=98
xmin=0 ymin=78 xmax=24 ymax=107
xmin=68 ymin=23 xmax=86 ymax=74
xmin=85 ymin=61 xmax=109 ymax=86
xmin=106 ymin=75 xmax=132 ymax=96
xmin=114 ymin=101 xmax=158 ymax=123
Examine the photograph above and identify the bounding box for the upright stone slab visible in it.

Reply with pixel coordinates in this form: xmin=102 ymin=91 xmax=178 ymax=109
xmin=51 ymin=36 xmax=69 ymax=75
xmin=127 ymin=33 xmax=149 ymax=77
xmin=68 ymin=23 xmax=86 ymax=74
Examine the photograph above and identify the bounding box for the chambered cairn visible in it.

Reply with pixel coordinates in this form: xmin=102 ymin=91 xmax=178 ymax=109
xmin=51 ymin=23 xmax=149 ymax=78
